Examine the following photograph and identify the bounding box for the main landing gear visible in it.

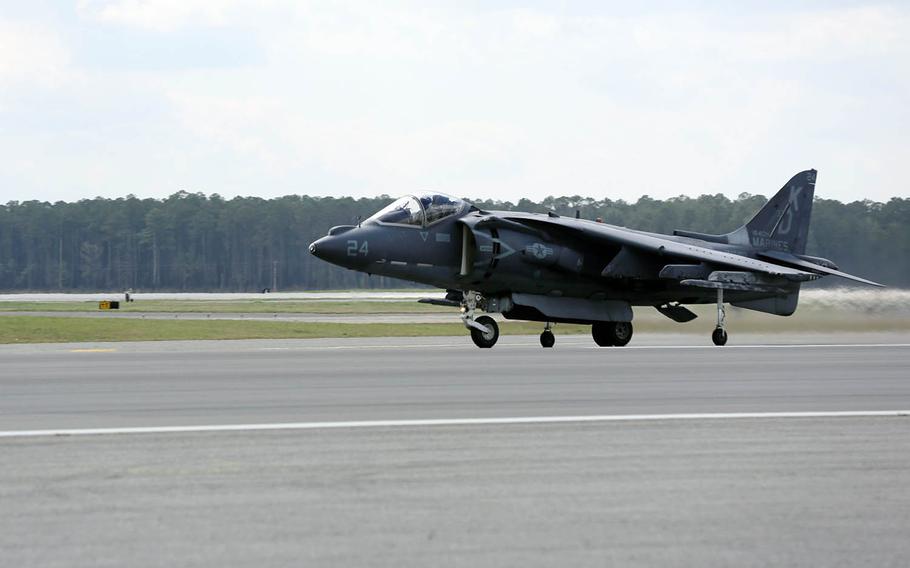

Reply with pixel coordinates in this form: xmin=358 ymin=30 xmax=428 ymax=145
xmin=592 ymin=321 xmax=633 ymax=347
xmin=712 ymin=288 xmax=728 ymax=346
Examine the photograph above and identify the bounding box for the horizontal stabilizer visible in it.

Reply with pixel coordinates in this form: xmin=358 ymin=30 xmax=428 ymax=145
xmin=757 ymin=251 xmax=884 ymax=287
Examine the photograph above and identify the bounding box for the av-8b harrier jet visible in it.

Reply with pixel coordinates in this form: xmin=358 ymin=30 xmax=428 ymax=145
xmin=310 ymin=170 xmax=881 ymax=348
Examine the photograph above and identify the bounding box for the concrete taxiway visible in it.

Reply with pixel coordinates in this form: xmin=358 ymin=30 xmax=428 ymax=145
xmin=2 ymin=333 xmax=909 ymax=566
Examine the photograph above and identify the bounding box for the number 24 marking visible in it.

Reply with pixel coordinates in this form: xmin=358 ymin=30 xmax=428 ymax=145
xmin=347 ymin=240 xmax=369 ymax=256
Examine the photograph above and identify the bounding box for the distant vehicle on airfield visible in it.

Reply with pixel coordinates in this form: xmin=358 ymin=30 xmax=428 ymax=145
xmin=310 ymin=170 xmax=882 ymax=348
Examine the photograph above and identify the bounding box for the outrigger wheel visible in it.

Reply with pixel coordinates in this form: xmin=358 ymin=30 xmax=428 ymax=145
xmin=712 ymin=327 xmax=728 ymax=346
xmin=470 ymin=315 xmax=499 ymax=348
xmin=591 ymin=321 xmax=634 ymax=347
xmin=540 ymin=328 xmax=555 ymax=348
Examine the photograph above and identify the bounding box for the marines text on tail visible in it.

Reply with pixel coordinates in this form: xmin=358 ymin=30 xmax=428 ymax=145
xmin=310 ymin=170 xmax=882 ymax=348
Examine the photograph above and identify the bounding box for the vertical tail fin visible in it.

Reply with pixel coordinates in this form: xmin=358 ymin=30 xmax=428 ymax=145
xmin=738 ymin=169 xmax=816 ymax=255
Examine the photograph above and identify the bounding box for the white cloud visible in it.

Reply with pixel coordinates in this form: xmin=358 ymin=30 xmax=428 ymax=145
xmin=77 ymin=0 xmax=261 ymax=31
xmin=0 ymin=20 xmax=72 ymax=86
xmin=748 ymin=6 xmax=908 ymax=61
xmin=166 ymin=90 xmax=282 ymax=166
xmin=2 ymin=3 xmax=909 ymax=203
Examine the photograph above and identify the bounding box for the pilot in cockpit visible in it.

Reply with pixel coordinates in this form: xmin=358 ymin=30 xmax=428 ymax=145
xmin=366 ymin=193 xmax=465 ymax=227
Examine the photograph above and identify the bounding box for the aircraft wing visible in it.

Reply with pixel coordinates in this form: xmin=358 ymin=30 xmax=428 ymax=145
xmin=490 ymin=213 xmax=819 ymax=281
xmin=757 ymin=250 xmax=884 ymax=287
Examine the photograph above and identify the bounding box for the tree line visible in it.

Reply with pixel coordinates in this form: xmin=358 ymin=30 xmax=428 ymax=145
xmin=1 ymin=191 xmax=907 ymax=291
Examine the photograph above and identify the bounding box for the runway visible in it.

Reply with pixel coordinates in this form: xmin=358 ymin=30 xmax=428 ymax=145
xmin=2 ymin=333 xmax=909 ymax=566
xmin=1 ymin=333 xmax=908 ymax=430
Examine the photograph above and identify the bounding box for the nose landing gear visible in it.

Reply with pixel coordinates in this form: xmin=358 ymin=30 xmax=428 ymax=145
xmin=470 ymin=315 xmax=500 ymax=348
xmin=462 ymin=291 xmax=500 ymax=348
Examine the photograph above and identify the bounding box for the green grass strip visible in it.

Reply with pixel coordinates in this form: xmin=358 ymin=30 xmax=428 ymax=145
xmin=0 ymin=316 xmax=590 ymax=344
xmin=0 ymin=300 xmax=449 ymax=314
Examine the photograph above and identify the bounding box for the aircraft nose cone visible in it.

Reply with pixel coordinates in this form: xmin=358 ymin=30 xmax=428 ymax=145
xmin=308 ymin=235 xmax=347 ymax=266
xmin=309 ymin=237 xmax=331 ymax=260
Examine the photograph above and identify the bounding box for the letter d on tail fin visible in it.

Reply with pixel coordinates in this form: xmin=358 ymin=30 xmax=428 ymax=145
xmin=742 ymin=169 xmax=816 ymax=255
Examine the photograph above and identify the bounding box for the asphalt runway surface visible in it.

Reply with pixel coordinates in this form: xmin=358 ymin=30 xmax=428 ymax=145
xmin=2 ymin=333 xmax=909 ymax=566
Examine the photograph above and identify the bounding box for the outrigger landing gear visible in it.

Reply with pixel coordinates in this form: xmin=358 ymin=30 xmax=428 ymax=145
xmin=712 ymin=288 xmax=728 ymax=346
xmin=540 ymin=323 xmax=555 ymax=348
xmin=462 ymin=291 xmax=500 ymax=348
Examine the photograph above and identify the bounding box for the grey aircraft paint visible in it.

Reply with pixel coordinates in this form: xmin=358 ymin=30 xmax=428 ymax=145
xmin=309 ymin=170 xmax=882 ymax=348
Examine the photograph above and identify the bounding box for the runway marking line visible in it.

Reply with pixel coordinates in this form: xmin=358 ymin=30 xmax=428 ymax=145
xmin=1 ymin=410 xmax=907 ymax=439
xmin=68 ymin=348 xmax=117 ymax=353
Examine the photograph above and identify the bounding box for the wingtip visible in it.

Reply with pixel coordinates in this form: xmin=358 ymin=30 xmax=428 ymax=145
xmin=845 ymin=275 xmax=885 ymax=288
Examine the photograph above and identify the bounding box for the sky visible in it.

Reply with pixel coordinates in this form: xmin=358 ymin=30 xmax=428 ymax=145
xmin=1 ymin=1 xmax=908 ymax=205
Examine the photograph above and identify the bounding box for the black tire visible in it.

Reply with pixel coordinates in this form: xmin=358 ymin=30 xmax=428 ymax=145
xmin=592 ymin=321 xmax=633 ymax=347
xmin=712 ymin=327 xmax=728 ymax=346
xmin=591 ymin=322 xmax=613 ymax=347
xmin=470 ymin=316 xmax=499 ymax=348
xmin=540 ymin=330 xmax=555 ymax=348
xmin=612 ymin=321 xmax=633 ymax=347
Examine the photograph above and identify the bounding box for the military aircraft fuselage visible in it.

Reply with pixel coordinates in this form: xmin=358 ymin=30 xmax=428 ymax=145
xmin=310 ymin=205 xmax=772 ymax=315
xmin=309 ymin=175 xmax=882 ymax=348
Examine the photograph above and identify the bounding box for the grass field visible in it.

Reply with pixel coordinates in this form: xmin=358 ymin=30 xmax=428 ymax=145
xmin=0 ymin=316 xmax=592 ymax=344
xmin=0 ymin=300 xmax=450 ymax=314
xmin=0 ymin=310 xmax=907 ymax=344
xmin=0 ymin=289 xmax=907 ymax=344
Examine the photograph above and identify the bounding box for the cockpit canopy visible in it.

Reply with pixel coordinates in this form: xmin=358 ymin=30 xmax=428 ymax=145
xmin=365 ymin=192 xmax=467 ymax=227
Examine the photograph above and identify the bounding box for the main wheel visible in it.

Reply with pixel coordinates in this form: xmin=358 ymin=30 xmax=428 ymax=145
xmin=592 ymin=321 xmax=633 ymax=347
xmin=470 ymin=315 xmax=499 ymax=348
xmin=612 ymin=321 xmax=633 ymax=347
xmin=592 ymin=322 xmax=613 ymax=347
xmin=712 ymin=327 xmax=728 ymax=346
xmin=540 ymin=329 xmax=555 ymax=348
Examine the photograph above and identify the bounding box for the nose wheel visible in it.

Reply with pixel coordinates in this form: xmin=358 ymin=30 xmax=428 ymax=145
xmin=470 ymin=315 xmax=499 ymax=348
xmin=461 ymin=291 xmax=501 ymax=348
